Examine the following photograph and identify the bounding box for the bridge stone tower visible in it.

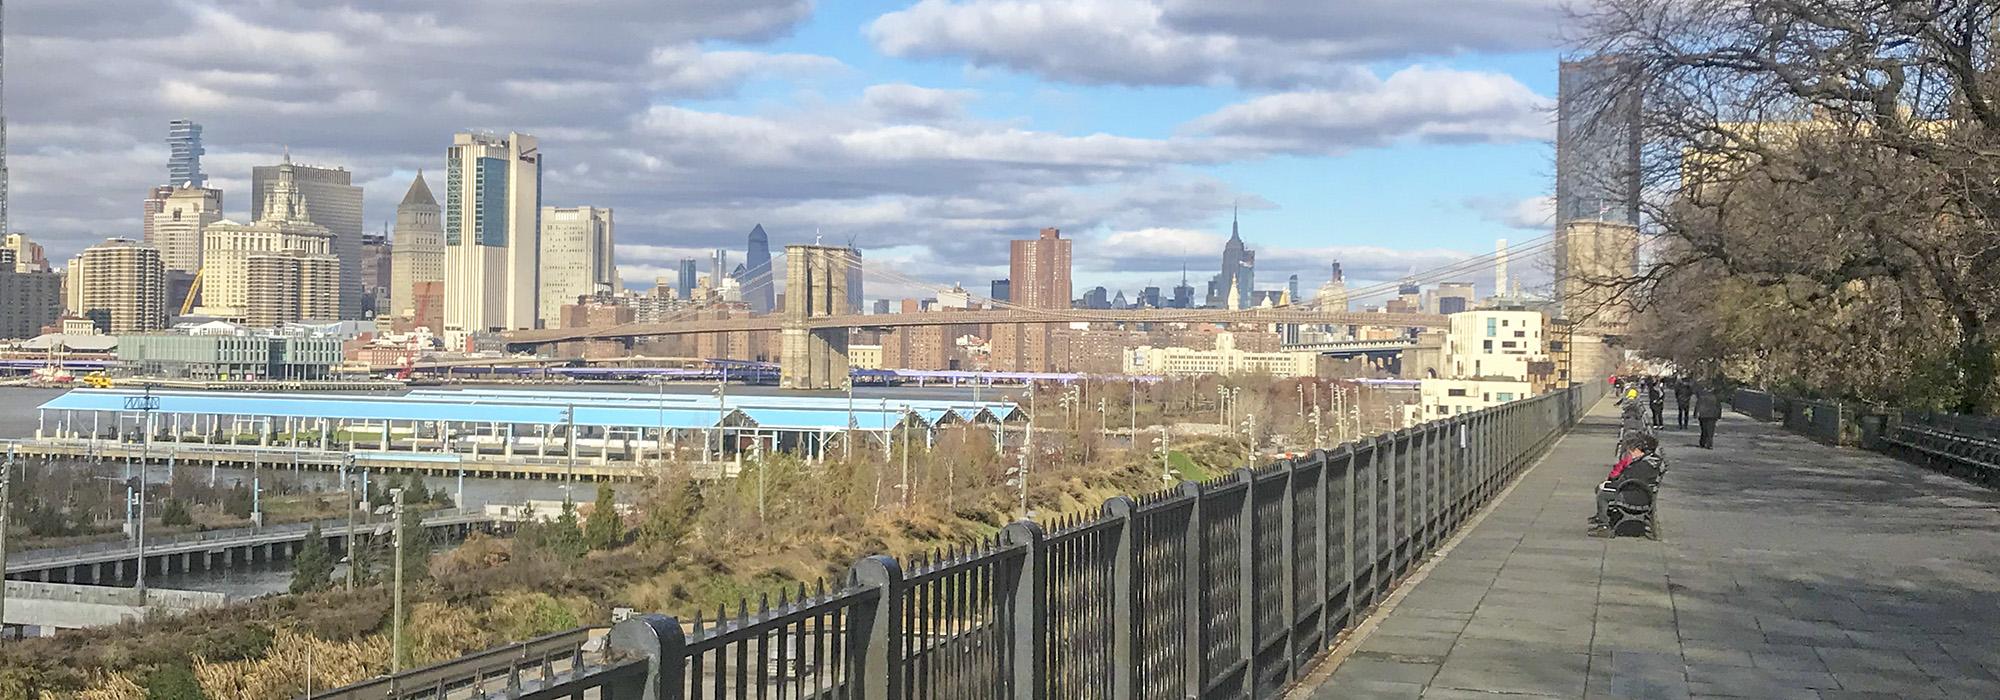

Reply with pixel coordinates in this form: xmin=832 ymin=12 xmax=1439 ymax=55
xmin=780 ymin=245 xmax=852 ymax=390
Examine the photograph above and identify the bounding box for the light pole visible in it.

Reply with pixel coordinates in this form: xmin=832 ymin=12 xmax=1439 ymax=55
xmin=845 ymin=378 xmax=855 ymax=462
xmin=562 ymin=404 xmax=577 ymax=499
xmin=1242 ymin=413 xmax=1257 ymax=469
xmin=1129 ymin=379 xmax=1138 ymax=435
xmin=388 ymin=488 xmax=406 ymax=673
xmin=655 ymin=377 xmax=667 ymax=467
xmin=1153 ymin=426 xmax=1171 ymax=483
xmin=124 ymin=388 xmax=159 ymax=596
xmin=1217 ymin=385 xmax=1228 ymax=426
xmin=344 ymin=454 xmax=358 ymax=590
xmin=1311 ymin=406 xmax=1323 ymax=449
xmin=713 ymin=367 xmax=729 ymax=464
xmin=1 ymin=446 xmax=12 ymax=638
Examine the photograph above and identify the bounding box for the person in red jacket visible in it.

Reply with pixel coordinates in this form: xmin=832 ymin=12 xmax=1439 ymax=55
xmin=1588 ymin=433 xmax=1664 ymax=533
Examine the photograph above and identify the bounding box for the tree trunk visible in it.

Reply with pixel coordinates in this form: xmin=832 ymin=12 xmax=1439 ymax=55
xmin=1954 ymin=314 xmax=1996 ymax=415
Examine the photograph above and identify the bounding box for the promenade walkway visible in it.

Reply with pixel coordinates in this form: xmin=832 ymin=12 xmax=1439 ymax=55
xmin=1297 ymin=402 xmax=2000 ymax=699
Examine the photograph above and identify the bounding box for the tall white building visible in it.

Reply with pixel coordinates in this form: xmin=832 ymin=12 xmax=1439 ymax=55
xmin=253 ymin=160 xmax=362 ymax=318
xmin=537 ymin=205 xmax=615 ymax=327
xmin=390 ymin=172 xmax=444 ymax=319
xmin=147 ymin=187 xmax=222 ymax=274
xmin=444 ymin=132 xmax=542 ymax=345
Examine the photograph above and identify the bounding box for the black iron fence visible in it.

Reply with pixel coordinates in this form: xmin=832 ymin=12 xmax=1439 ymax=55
xmin=313 ymin=382 xmax=1604 ymax=700
xmin=1731 ymin=389 xmax=1846 ymax=446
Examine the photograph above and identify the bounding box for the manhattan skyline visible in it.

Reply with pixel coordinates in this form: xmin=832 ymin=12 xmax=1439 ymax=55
xmin=4 ymin=1 xmax=1566 ymax=300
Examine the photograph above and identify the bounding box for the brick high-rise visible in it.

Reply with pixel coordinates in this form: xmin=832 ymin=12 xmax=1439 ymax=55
xmin=1008 ymin=227 xmax=1071 ymax=310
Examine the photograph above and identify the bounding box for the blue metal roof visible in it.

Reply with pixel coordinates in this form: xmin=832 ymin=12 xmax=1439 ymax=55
xmin=37 ymin=389 xmax=738 ymax=430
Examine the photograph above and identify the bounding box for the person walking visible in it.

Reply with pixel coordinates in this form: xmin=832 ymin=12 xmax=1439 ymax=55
xmin=1673 ymin=377 xmax=1694 ymax=429
xmin=1694 ymin=383 xmax=1723 ymax=449
xmin=1647 ymin=378 xmax=1667 ymax=429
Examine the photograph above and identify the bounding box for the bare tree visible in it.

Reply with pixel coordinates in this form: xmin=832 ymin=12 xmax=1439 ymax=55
xmin=1572 ymin=0 xmax=2000 ymax=411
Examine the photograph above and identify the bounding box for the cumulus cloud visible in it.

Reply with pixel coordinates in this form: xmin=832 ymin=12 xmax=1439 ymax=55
xmin=648 ymin=45 xmax=847 ymax=98
xmin=1191 ymin=67 xmax=1552 ymax=155
xmin=861 ymin=84 xmax=978 ymax=122
xmin=1463 ymin=195 xmax=1557 ymax=230
xmin=9 ymin=0 xmax=1549 ymax=304
xmin=870 ymin=0 xmax=1561 ymax=88
xmin=6 ymin=0 xmax=816 ymax=261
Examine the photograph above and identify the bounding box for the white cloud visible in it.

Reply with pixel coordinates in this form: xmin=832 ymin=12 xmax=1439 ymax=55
xmin=8 ymin=0 xmax=1550 ymax=303
xmin=1191 ymin=67 xmax=1552 ymax=154
xmin=870 ymin=0 xmax=1562 ymax=88
xmin=862 ymin=84 xmax=977 ymax=122
xmin=1464 ymin=195 xmax=1556 ymax=230
xmin=648 ymin=45 xmax=847 ymax=97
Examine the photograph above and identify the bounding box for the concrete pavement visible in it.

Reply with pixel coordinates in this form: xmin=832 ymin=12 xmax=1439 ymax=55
xmin=1298 ymin=402 xmax=2000 ymax=699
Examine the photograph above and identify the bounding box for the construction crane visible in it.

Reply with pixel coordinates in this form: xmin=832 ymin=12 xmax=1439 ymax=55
xmin=178 ymin=268 xmax=203 ymax=316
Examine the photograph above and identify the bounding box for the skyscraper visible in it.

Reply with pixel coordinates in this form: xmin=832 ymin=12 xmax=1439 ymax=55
xmin=444 ymin=131 xmax=542 ymax=343
xmin=167 ymin=120 xmax=206 ymax=188
xmin=1208 ymin=210 xmax=1254 ymax=309
xmin=538 ymin=206 xmax=616 ymax=326
xmin=676 ymin=258 xmax=698 ymax=301
xmin=1287 ymin=274 xmax=1300 ymax=303
xmin=990 ymin=279 xmax=1010 ymax=303
xmin=70 ymin=238 xmax=167 ymax=334
xmin=740 ymin=224 xmax=775 ymax=314
xmin=1557 ymin=57 xmax=1642 ymax=317
xmin=390 ymin=172 xmax=444 ymax=322
xmin=1556 ymin=58 xmax=1642 ymax=226
xmin=361 ymin=229 xmax=391 ymax=317
xmin=1008 ymin=227 xmax=1071 ymax=310
xmin=198 ymin=165 xmax=340 ymax=325
xmin=1171 ymin=264 xmax=1195 ymax=309
xmin=253 ymin=159 xmax=363 ymax=318
xmin=844 ymin=246 xmax=864 ymax=315
xmin=148 ymin=186 xmax=221 ymax=274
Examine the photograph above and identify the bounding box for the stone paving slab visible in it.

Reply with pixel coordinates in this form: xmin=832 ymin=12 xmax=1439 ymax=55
xmin=1298 ymin=402 xmax=2000 ymax=699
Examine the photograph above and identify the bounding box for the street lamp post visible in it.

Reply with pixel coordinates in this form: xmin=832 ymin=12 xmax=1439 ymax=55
xmin=388 ymin=488 xmax=406 ymax=673
xmin=124 ymin=389 xmax=159 ymax=596
xmin=1242 ymin=413 xmax=1257 ymax=469
xmin=713 ymin=367 xmax=729 ymax=464
xmin=2 ymin=446 xmax=13 ymax=638
xmin=344 ymin=454 xmax=358 ymax=590
xmin=845 ymin=378 xmax=855 ymax=462
xmin=564 ymin=404 xmax=578 ymax=494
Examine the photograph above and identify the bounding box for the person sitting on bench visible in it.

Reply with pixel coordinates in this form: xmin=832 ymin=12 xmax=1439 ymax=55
xmin=1589 ymin=433 xmax=1664 ymax=534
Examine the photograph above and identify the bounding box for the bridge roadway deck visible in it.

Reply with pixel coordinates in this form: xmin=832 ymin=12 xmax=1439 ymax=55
xmin=1295 ymin=402 xmax=2000 ymax=699
xmin=5 ymin=510 xmax=493 ymax=578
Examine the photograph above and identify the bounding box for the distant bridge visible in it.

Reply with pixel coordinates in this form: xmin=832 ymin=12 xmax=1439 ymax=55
xmin=5 ymin=510 xmax=495 ymax=585
xmin=1281 ymin=338 xmax=1417 ymax=354
xmin=505 ymin=308 xmax=1445 ymax=348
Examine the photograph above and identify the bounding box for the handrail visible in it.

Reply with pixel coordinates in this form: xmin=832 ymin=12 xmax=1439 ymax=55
xmin=312 ymin=380 xmax=1607 ymax=700
xmin=311 ymin=626 xmax=601 ymax=700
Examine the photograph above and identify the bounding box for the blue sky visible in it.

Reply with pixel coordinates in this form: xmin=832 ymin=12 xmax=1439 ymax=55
xmin=7 ymin=0 xmax=1569 ymax=301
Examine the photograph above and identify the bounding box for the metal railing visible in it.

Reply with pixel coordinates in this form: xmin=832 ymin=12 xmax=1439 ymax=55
xmin=1732 ymin=389 xmax=1776 ymax=422
xmin=1733 ymin=389 xmax=1849 ymax=446
xmin=312 ymin=381 xmax=1603 ymax=700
